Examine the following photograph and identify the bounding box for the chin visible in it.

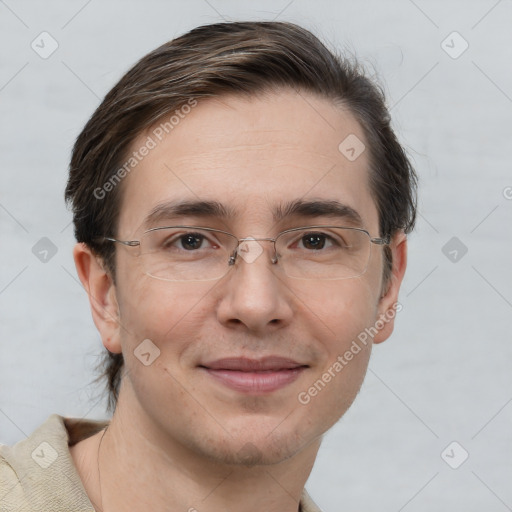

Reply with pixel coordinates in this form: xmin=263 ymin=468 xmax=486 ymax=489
xmin=190 ymin=416 xmax=317 ymax=467
xmin=202 ymin=438 xmax=301 ymax=467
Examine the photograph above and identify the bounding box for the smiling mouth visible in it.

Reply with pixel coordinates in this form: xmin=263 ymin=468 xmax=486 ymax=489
xmin=199 ymin=357 xmax=309 ymax=394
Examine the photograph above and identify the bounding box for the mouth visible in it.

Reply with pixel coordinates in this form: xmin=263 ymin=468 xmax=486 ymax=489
xmin=198 ymin=357 xmax=309 ymax=394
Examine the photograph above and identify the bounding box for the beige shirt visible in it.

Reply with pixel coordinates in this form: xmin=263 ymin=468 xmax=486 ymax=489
xmin=0 ymin=414 xmax=322 ymax=511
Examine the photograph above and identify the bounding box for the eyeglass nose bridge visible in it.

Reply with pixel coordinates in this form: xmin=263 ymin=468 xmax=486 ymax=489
xmin=228 ymin=236 xmax=279 ymax=266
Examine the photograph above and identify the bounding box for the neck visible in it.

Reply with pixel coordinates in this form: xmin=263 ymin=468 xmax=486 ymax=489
xmin=73 ymin=387 xmax=321 ymax=512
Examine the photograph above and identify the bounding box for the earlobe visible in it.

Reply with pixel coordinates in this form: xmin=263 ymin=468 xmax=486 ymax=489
xmin=73 ymin=243 xmax=122 ymax=354
xmin=373 ymin=232 xmax=408 ymax=344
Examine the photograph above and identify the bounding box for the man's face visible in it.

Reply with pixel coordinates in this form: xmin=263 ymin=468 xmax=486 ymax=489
xmin=105 ymin=89 xmax=400 ymax=465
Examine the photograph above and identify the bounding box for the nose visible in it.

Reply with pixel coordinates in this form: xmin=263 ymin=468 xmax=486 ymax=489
xmin=216 ymin=239 xmax=293 ymax=333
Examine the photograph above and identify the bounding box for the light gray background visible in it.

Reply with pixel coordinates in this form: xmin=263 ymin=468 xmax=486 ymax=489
xmin=1 ymin=1 xmax=511 ymax=510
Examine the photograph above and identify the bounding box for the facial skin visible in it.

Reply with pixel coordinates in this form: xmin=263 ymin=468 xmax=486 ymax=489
xmin=71 ymin=88 xmax=407 ymax=512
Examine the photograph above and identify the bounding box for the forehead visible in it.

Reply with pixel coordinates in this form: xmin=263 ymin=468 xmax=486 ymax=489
xmin=117 ymin=89 xmax=378 ymax=236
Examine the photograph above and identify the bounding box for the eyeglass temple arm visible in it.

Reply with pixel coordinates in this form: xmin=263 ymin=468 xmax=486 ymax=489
xmin=370 ymin=235 xmax=391 ymax=245
xmin=103 ymin=237 xmax=140 ymax=247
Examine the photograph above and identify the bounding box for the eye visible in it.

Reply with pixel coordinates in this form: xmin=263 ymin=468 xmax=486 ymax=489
xmin=162 ymin=231 xmax=218 ymax=251
xmin=296 ymin=232 xmax=337 ymax=251
xmin=177 ymin=233 xmax=206 ymax=251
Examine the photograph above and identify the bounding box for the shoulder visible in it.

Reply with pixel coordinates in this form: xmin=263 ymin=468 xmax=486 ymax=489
xmin=300 ymin=488 xmax=324 ymax=512
xmin=0 ymin=414 xmax=100 ymax=512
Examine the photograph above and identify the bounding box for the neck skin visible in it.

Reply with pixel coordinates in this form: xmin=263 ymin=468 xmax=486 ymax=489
xmin=70 ymin=383 xmax=321 ymax=512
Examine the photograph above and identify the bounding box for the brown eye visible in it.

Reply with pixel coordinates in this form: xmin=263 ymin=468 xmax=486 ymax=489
xmin=161 ymin=231 xmax=212 ymax=251
xmin=179 ymin=233 xmax=205 ymax=250
xmin=295 ymin=232 xmax=337 ymax=251
xmin=301 ymin=233 xmax=327 ymax=250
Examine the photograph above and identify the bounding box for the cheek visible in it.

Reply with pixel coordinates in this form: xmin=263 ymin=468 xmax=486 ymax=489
xmin=115 ymin=278 xmax=214 ymax=411
xmin=292 ymin=280 xmax=378 ymax=423
xmin=292 ymin=277 xmax=379 ymax=343
xmin=116 ymin=273 xmax=217 ymax=361
xmin=314 ymin=285 xmax=376 ymax=379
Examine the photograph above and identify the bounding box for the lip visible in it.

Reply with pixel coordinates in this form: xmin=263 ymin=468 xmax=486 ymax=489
xmin=199 ymin=357 xmax=308 ymax=394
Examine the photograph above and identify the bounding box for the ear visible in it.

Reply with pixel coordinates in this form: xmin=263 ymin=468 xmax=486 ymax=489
xmin=373 ymin=231 xmax=408 ymax=344
xmin=73 ymin=243 xmax=122 ymax=354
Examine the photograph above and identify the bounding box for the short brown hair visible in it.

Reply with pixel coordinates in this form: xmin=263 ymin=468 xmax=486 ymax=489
xmin=65 ymin=21 xmax=417 ymax=412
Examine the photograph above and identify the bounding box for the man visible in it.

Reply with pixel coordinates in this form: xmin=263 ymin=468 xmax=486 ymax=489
xmin=0 ymin=21 xmax=416 ymax=511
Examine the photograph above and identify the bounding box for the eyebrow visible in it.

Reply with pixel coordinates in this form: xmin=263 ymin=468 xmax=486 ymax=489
xmin=143 ymin=198 xmax=363 ymax=229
